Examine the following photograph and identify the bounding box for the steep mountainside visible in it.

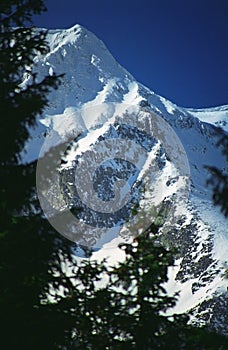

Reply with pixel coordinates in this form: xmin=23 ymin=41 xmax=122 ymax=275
xmin=23 ymin=24 xmax=228 ymax=334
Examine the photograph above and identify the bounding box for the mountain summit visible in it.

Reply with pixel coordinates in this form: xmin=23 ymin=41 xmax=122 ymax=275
xmin=24 ymin=24 xmax=228 ymax=334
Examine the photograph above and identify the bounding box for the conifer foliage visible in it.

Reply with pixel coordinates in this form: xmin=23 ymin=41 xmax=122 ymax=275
xmin=0 ymin=1 xmax=71 ymax=349
xmin=56 ymin=229 xmax=227 ymax=350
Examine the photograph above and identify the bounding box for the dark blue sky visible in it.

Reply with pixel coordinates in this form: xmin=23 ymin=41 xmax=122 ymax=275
xmin=33 ymin=0 xmax=228 ymax=108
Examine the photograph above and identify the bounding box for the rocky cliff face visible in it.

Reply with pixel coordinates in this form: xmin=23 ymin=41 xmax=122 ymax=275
xmin=23 ymin=24 xmax=228 ymax=334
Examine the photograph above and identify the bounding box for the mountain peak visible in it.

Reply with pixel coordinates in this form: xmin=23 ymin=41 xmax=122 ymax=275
xmin=45 ymin=23 xmax=83 ymax=53
xmin=23 ymin=25 xmax=228 ymax=333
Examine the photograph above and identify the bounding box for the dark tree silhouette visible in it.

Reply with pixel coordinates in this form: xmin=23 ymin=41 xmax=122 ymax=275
xmin=0 ymin=1 xmax=74 ymax=349
xmin=52 ymin=228 xmax=227 ymax=349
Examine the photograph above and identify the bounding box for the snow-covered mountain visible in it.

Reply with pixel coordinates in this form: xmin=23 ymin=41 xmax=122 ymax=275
xmin=23 ymin=24 xmax=228 ymax=334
